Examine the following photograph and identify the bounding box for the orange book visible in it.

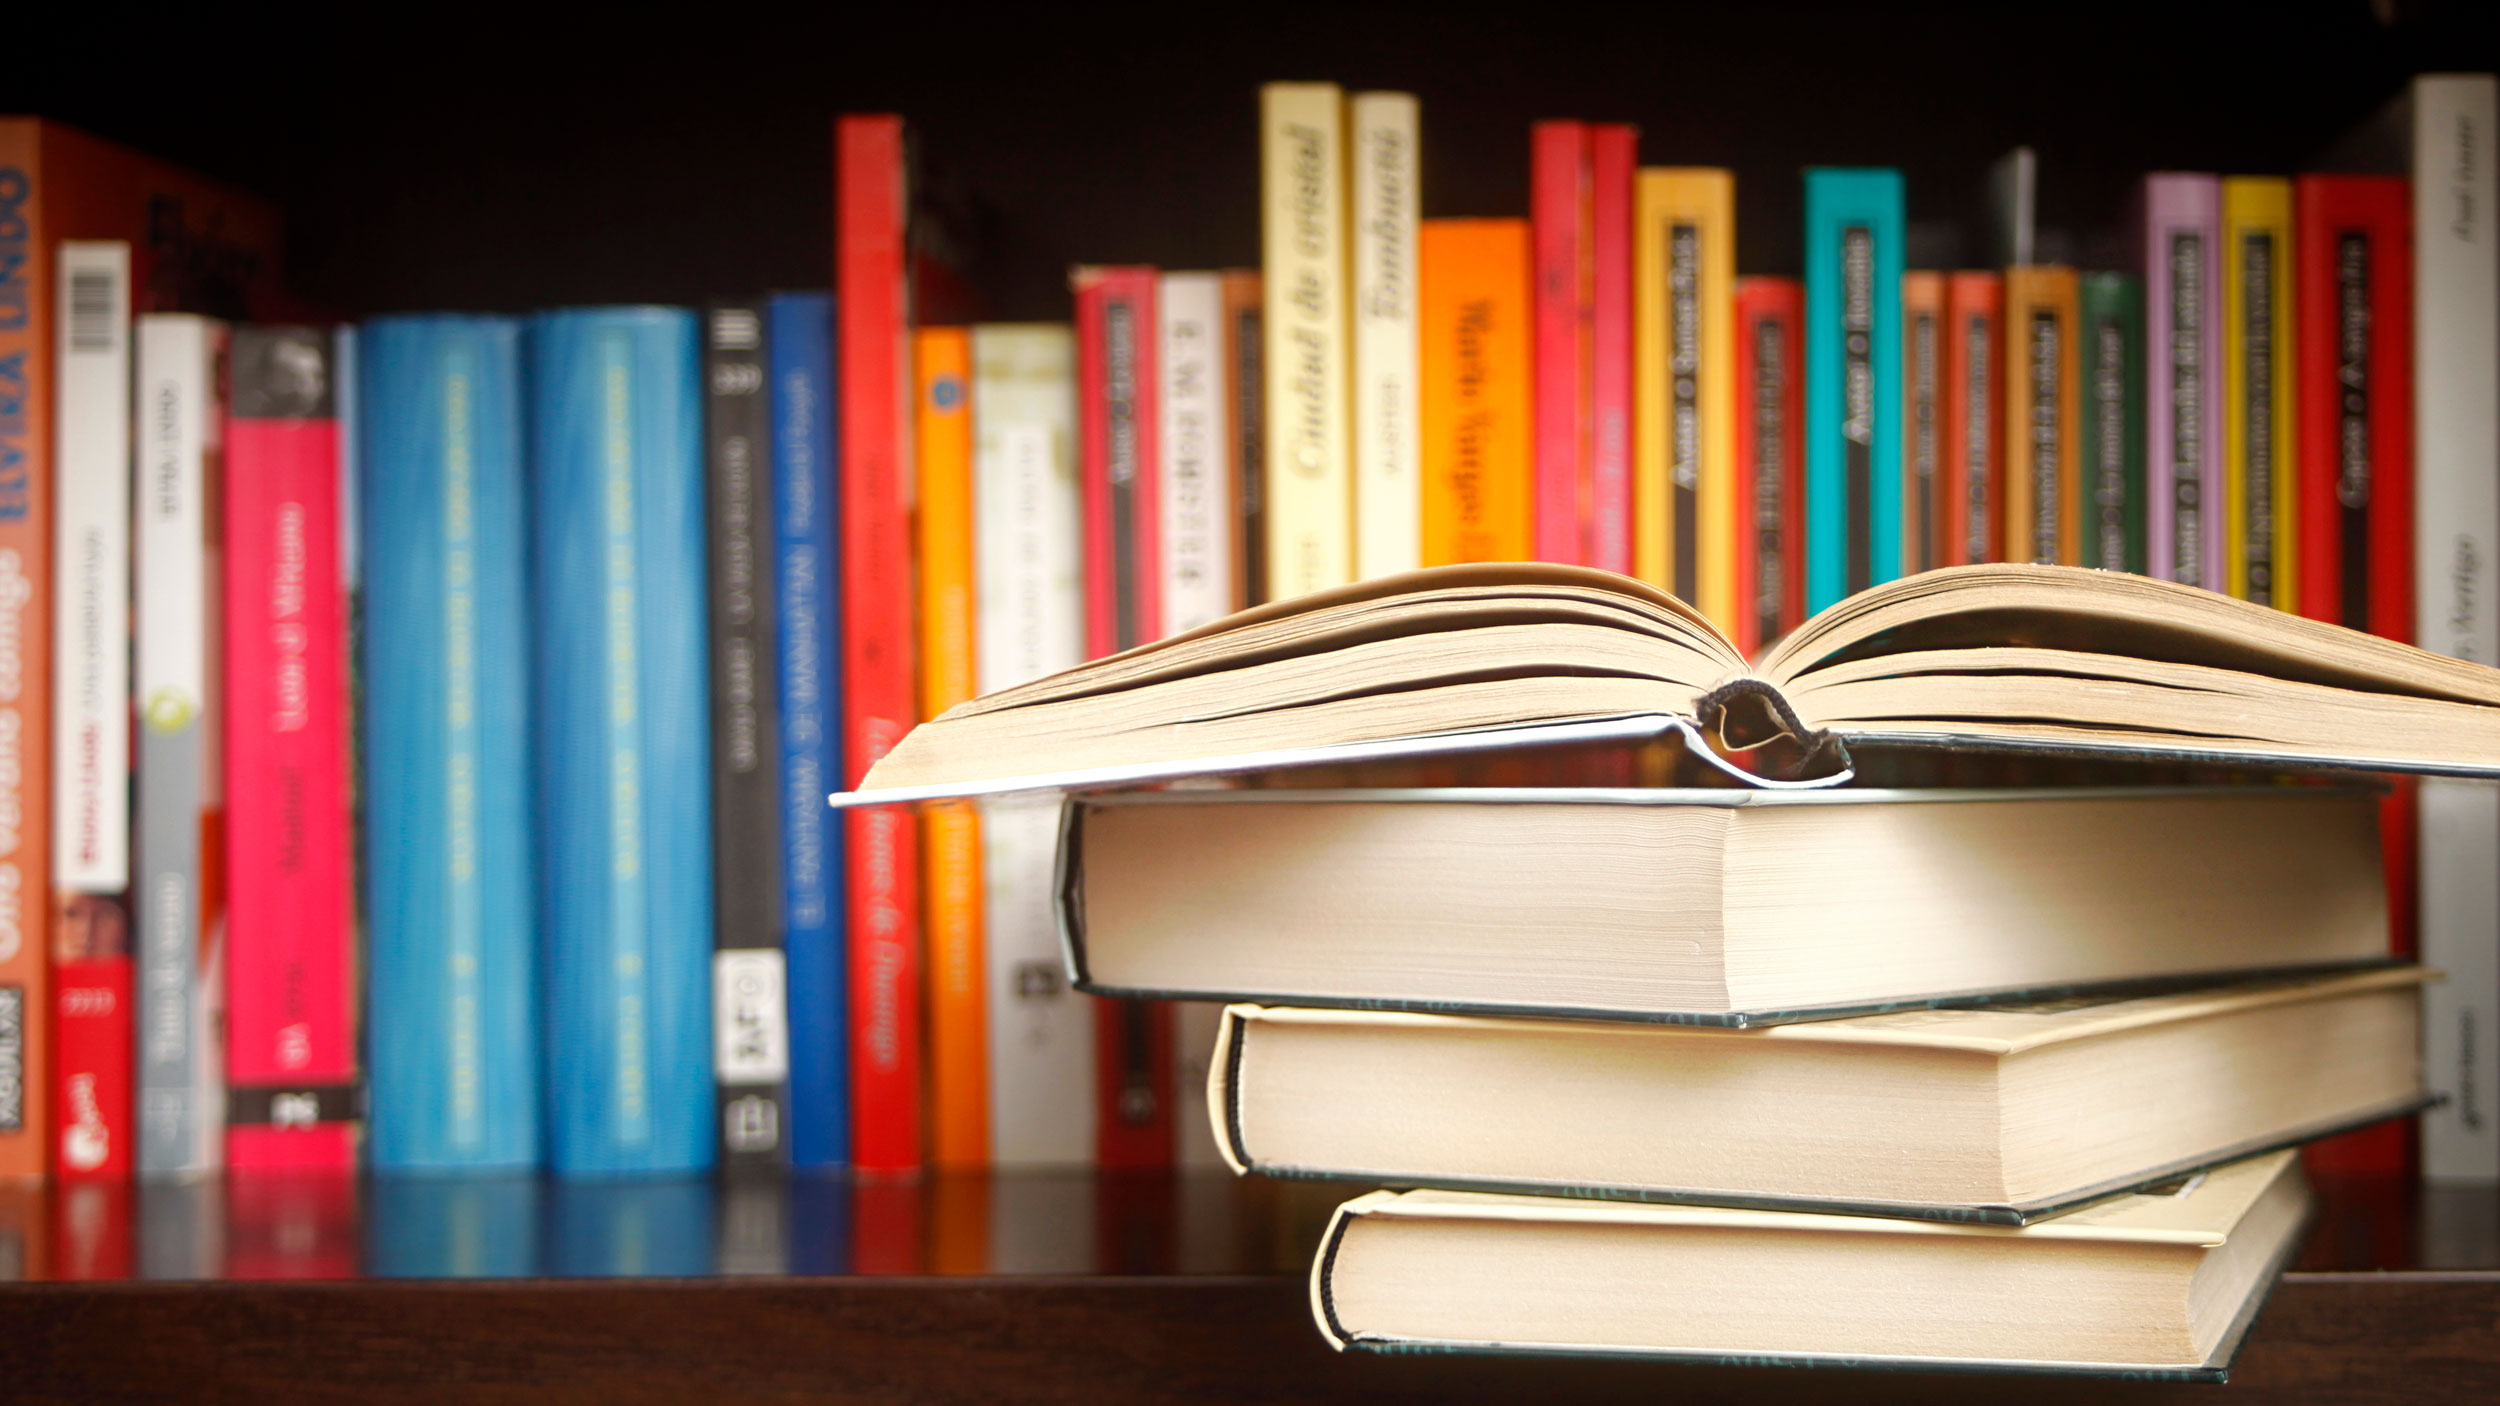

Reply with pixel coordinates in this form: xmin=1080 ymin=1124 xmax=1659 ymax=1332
xmin=913 ymin=328 xmax=986 ymax=1168
xmin=1420 ymin=220 xmax=1534 ymax=565
xmin=2002 ymin=267 xmax=2083 ymax=565
xmin=1900 ymin=272 xmax=1946 ymax=573
xmin=1941 ymin=272 xmax=2003 ymax=566
xmin=0 ymin=119 xmax=286 ymax=1181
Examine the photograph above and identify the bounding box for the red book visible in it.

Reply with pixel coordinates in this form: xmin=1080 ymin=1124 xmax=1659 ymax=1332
xmin=2294 ymin=174 xmax=2416 ymax=1180
xmin=1531 ymin=121 xmax=1592 ymax=565
xmin=1588 ymin=125 xmax=1638 ymax=576
xmin=1941 ymin=271 xmax=2004 ymax=568
xmin=222 ymin=328 xmax=359 ymax=1172
xmin=836 ymin=115 xmax=925 ymax=1174
xmin=1732 ymin=277 xmax=1806 ymax=659
xmin=50 ymin=954 xmax=129 ymax=1180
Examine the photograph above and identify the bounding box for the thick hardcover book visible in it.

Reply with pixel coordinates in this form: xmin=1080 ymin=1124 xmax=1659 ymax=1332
xmin=1350 ymin=94 xmax=1421 ymax=580
xmin=1900 ymin=270 xmax=1944 ymax=575
xmin=224 ymin=327 xmax=360 ymax=1171
xmin=0 ymin=117 xmax=285 ymax=1182
xmin=1220 ymin=272 xmax=1265 ymax=606
xmin=969 ymin=325 xmax=1092 ymax=1166
xmin=2002 ymin=267 xmax=2081 ymax=565
xmin=1588 ymin=125 xmax=1638 ymax=577
xmin=917 ymin=325 xmax=984 ymax=1169
xmin=1531 ymin=121 xmax=1591 ymax=565
xmin=1941 ymin=271 xmax=2003 ymax=567
xmin=1732 ymin=277 xmax=1804 ymax=656
xmin=2141 ymin=173 xmax=2225 ymax=589
xmin=134 ymin=314 xmax=228 ymax=1180
xmin=1158 ymin=274 xmax=1234 ymax=634
xmin=2222 ymin=178 xmax=2298 ymax=609
xmin=529 ymin=308 xmax=713 ymax=1176
xmin=359 ymin=316 xmax=537 ymax=1171
xmin=50 ymin=243 xmax=133 ymax=1180
xmin=703 ymin=301 xmax=789 ymax=1168
xmin=1802 ymin=168 xmax=1905 ymax=610
xmin=767 ymin=292 xmax=846 ymax=1170
xmin=1419 ymin=220 xmax=1533 ymax=567
xmin=835 ymin=115 xmax=924 ymax=1174
xmin=1634 ymin=170 xmax=1734 ymax=625
xmin=2080 ymin=273 xmax=2147 ymax=575
xmin=1260 ymin=84 xmax=1352 ymax=596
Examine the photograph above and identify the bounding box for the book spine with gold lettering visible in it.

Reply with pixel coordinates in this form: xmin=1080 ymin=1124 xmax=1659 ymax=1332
xmin=1261 ymin=83 xmax=1352 ymax=596
xmin=2002 ymin=266 xmax=2082 ymax=565
xmin=2223 ymin=177 xmax=2298 ymax=609
xmin=1634 ymin=169 xmax=1735 ymax=629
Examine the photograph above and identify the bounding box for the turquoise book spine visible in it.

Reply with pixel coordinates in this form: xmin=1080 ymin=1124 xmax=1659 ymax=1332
xmin=1804 ymin=168 xmax=1905 ymax=610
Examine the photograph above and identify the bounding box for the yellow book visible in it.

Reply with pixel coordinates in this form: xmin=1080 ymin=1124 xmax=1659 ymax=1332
xmin=1633 ymin=168 xmax=1735 ymax=631
xmin=912 ymin=326 xmax=987 ymax=1168
xmin=2222 ymin=177 xmax=2297 ymax=609
xmin=2001 ymin=266 xmax=2082 ymax=565
xmin=1261 ymin=81 xmax=1353 ymax=595
xmin=1419 ymin=219 xmax=1533 ymax=565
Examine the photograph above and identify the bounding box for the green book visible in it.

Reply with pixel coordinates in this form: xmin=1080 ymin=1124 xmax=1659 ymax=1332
xmin=2080 ymin=272 xmax=2146 ymax=574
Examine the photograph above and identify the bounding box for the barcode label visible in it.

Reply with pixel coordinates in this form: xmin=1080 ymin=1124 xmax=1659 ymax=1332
xmin=67 ymin=266 xmax=120 ymax=353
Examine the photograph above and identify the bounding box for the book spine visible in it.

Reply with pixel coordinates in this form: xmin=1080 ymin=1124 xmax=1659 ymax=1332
xmin=915 ymin=325 xmax=983 ymax=1169
xmin=1732 ymin=277 xmax=1805 ymax=657
xmin=1260 ymin=83 xmax=1352 ymax=597
xmin=2412 ymin=75 xmax=2500 ymax=1186
xmin=2143 ymin=174 xmax=2225 ymax=588
xmin=1220 ymin=273 xmax=1265 ymax=607
xmin=358 ymin=316 xmax=537 ymax=1172
xmin=1803 ymin=168 xmax=1905 ymax=610
xmin=134 ymin=315 xmax=226 ymax=1180
xmin=1420 ymin=220 xmax=1534 ymax=567
xmin=1588 ymin=125 xmax=1637 ymax=577
xmin=1941 ymin=271 xmax=2003 ymax=567
xmin=528 ymin=308 xmax=713 ymax=1176
xmin=1531 ymin=121 xmax=1589 ymax=565
xmin=1160 ymin=274 xmax=1233 ymax=633
xmin=1900 ymin=272 xmax=1944 ymax=575
xmin=835 ymin=115 xmax=924 ymax=1175
xmin=1351 ymin=93 xmax=1421 ymax=581
xmin=1634 ymin=171 xmax=1736 ymax=624
xmin=2002 ymin=267 xmax=2082 ymax=565
xmin=2079 ymin=273 xmax=2147 ymax=575
xmin=767 ymin=292 xmax=846 ymax=1169
xmin=223 ymin=327 xmax=358 ymax=1171
xmin=969 ymin=325 xmax=1092 ymax=1166
xmin=2223 ymin=178 xmax=2298 ymax=608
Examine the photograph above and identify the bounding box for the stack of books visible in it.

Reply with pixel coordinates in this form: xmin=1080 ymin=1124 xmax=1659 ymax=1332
xmin=837 ymin=560 xmax=2476 ymax=1376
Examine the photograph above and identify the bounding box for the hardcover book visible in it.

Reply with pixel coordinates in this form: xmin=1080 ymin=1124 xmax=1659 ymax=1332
xmin=918 ymin=324 xmax=983 ymax=1168
xmin=1349 ymin=93 xmax=1421 ymax=580
xmin=2080 ymin=273 xmax=2147 ymax=574
xmin=2141 ymin=173 xmax=2225 ymax=589
xmin=1802 ymin=168 xmax=1905 ymax=609
xmin=1941 ymin=271 xmax=2002 ymax=567
xmin=1634 ymin=170 xmax=1734 ymax=625
xmin=1900 ymin=270 xmax=1944 ymax=575
xmin=1418 ymin=220 xmax=1532 ymax=566
xmin=1732 ymin=277 xmax=1804 ymax=656
xmin=1260 ymin=83 xmax=1352 ymax=596
xmin=2222 ymin=178 xmax=2298 ymax=609
xmin=2002 ymin=266 xmax=2081 ymax=565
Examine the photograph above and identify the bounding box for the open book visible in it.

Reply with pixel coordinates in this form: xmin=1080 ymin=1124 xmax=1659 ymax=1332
xmin=840 ymin=563 xmax=2500 ymax=801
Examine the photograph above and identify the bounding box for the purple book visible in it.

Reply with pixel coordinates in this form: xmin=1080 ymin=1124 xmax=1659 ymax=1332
xmin=2140 ymin=174 xmax=2225 ymax=589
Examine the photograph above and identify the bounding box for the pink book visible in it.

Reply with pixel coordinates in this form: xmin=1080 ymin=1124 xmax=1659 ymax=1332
xmin=2140 ymin=174 xmax=2225 ymax=590
xmin=1532 ymin=121 xmax=1590 ymax=564
xmin=1588 ymin=125 xmax=1638 ymax=575
xmin=222 ymin=328 xmax=359 ymax=1170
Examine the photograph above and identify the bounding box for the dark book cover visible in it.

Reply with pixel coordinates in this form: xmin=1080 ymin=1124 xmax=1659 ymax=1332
xmin=2080 ymin=273 xmax=2147 ymax=575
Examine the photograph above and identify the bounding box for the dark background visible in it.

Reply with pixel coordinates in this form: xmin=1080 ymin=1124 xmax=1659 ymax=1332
xmin=8 ymin=1 xmax=2498 ymax=320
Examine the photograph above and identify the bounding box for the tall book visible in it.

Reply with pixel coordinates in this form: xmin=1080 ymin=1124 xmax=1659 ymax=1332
xmin=1419 ymin=220 xmax=1534 ymax=567
xmin=0 ymin=117 xmax=286 ymax=1182
xmin=1260 ymin=83 xmax=1353 ymax=596
xmin=1732 ymin=276 xmax=1804 ymax=658
xmin=133 ymin=314 xmax=227 ymax=1180
xmin=1350 ymin=93 xmax=1420 ymax=580
xmin=224 ymin=327 xmax=359 ymax=1171
xmin=2222 ymin=178 xmax=2298 ymax=609
xmin=1634 ymin=170 xmax=1735 ymax=627
xmin=917 ymin=325 xmax=984 ymax=1169
xmin=2141 ymin=174 xmax=2225 ymax=589
xmin=1588 ymin=125 xmax=1638 ymax=577
xmin=834 ymin=115 xmax=924 ymax=1175
xmin=528 ymin=307 xmax=713 ymax=1176
xmin=1900 ymin=270 xmax=1945 ymax=575
xmin=2002 ymin=267 xmax=2081 ymax=565
xmin=1220 ymin=272 xmax=1265 ymax=606
xmin=1802 ymin=168 xmax=1905 ymax=610
xmin=702 ymin=301 xmax=789 ymax=1168
xmin=2080 ymin=273 xmax=2147 ymax=574
xmin=767 ymin=291 xmax=846 ymax=1170
xmin=969 ymin=324 xmax=1092 ymax=1166
xmin=359 ymin=315 xmax=538 ymax=1172
xmin=1941 ymin=271 xmax=2003 ymax=566
xmin=1531 ymin=121 xmax=1592 ymax=566
xmin=1159 ymin=273 xmax=1234 ymax=635
xmin=50 ymin=242 xmax=133 ymax=1180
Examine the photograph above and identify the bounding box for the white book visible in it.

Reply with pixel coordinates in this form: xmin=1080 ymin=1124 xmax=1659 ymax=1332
xmin=133 ymin=314 xmax=228 ymax=1179
xmin=1157 ymin=273 xmax=1233 ymax=636
xmin=52 ymin=241 xmax=132 ymax=894
xmin=2410 ymin=73 xmax=2500 ymax=1184
xmin=1350 ymin=91 xmax=1421 ymax=580
xmin=972 ymin=324 xmax=1094 ymax=1166
xmin=1260 ymin=81 xmax=1353 ymax=595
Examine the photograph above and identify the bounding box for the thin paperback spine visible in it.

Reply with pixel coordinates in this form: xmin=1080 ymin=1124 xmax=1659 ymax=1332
xmin=916 ymin=325 xmax=983 ymax=1168
xmin=1901 ymin=271 xmax=1944 ymax=575
xmin=1159 ymin=273 xmax=1232 ymax=634
xmin=1802 ymin=168 xmax=1905 ymax=609
xmin=2002 ymin=267 xmax=2081 ymax=565
xmin=1733 ymin=277 xmax=1804 ymax=658
xmin=1531 ymin=121 xmax=1589 ymax=564
xmin=2079 ymin=273 xmax=2147 ymax=575
xmin=1420 ymin=220 xmax=1533 ymax=567
xmin=2142 ymin=174 xmax=2224 ymax=588
xmin=1260 ymin=84 xmax=1352 ymax=596
xmin=1220 ymin=273 xmax=1265 ymax=606
xmin=1942 ymin=271 xmax=2003 ymax=566
xmin=2222 ymin=178 xmax=2298 ymax=608
xmin=1350 ymin=93 xmax=1420 ymax=580
xmin=1587 ymin=125 xmax=1637 ymax=577
xmin=1634 ymin=170 xmax=1734 ymax=624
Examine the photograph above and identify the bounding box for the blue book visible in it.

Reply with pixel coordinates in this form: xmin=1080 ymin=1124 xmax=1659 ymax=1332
xmin=1803 ymin=168 xmax=1906 ymax=611
xmin=359 ymin=316 xmax=540 ymax=1171
xmin=529 ymin=307 xmax=716 ymax=1176
xmin=768 ymin=292 xmax=849 ymax=1168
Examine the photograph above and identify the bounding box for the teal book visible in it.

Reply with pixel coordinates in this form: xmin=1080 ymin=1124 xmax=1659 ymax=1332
xmin=2080 ymin=273 xmax=2147 ymax=575
xmin=1803 ymin=168 xmax=1905 ymax=610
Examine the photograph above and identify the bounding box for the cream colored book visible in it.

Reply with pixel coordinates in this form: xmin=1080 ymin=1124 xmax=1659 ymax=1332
xmin=1350 ymin=91 xmax=1420 ymax=581
xmin=1313 ymin=1150 xmax=2310 ymax=1379
xmin=1261 ymin=81 xmax=1353 ymax=595
xmin=1216 ymin=967 xmax=2425 ymax=1221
